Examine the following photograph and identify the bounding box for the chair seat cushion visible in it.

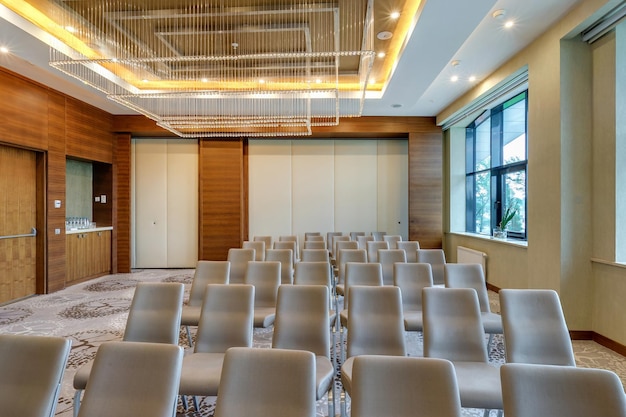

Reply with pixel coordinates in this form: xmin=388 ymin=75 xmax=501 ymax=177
xmin=453 ymin=361 xmax=502 ymax=410
xmin=481 ymin=312 xmax=503 ymax=334
xmin=73 ymin=360 xmax=93 ymax=390
xmin=180 ymin=306 xmax=201 ymax=326
xmin=253 ymin=308 xmax=276 ymax=328
xmin=340 ymin=356 xmax=355 ymax=395
xmin=179 ymin=352 xmax=225 ymax=396
xmin=315 ymin=356 xmax=335 ymax=400
xmin=403 ymin=311 xmax=423 ymax=331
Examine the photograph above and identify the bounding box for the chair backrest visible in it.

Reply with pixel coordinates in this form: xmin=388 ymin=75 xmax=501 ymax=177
xmin=244 ymin=261 xmax=281 ymax=308
xmin=278 ymin=235 xmax=299 ymax=259
xmin=366 ymin=241 xmax=389 ymax=263
xmin=350 ymin=232 xmax=366 ymax=241
xmin=383 ymin=234 xmax=402 ymax=249
xmin=393 ymin=263 xmax=433 ymax=311
xmin=372 ymin=231 xmax=386 ymax=241
xmin=77 ymin=341 xmax=183 ymax=417
xmin=122 ymin=282 xmax=184 ymax=344
xmin=416 ymin=249 xmax=446 ymax=285
xmin=422 ymin=287 xmax=488 ymax=362
xmin=215 ymin=347 xmax=317 ymax=417
xmin=273 ymin=241 xmax=297 ymax=263
xmin=187 ymin=260 xmax=230 ymax=307
xmin=273 ymin=285 xmax=330 ymax=357
xmin=326 ymin=232 xmax=343 ymax=252
xmin=501 ymin=363 xmax=626 ymax=417
xmin=356 ymin=235 xmax=374 ymax=250
xmin=378 ymin=249 xmax=407 ymax=285
xmin=194 ymin=284 xmax=254 ymax=353
xmin=301 ymin=248 xmax=330 ymax=261
xmin=304 ymin=232 xmax=322 ymax=240
xmin=332 ymin=235 xmax=351 ymax=257
xmin=227 ymin=248 xmax=256 ymax=284
xmin=304 ymin=240 xmax=327 ymax=250
xmin=337 ymin=249 xmax=368 ymax=286
xmin=294 ymin=261 xmax=332 ymax=288
xmin=0 ymin=334 xmax=72 ymax=417
xmin=499 ymin=289 xmax=576 ymax=366
xmin=444 ymin=263 xmax=491 ymax=313
xmin=347 ymin=286 xmax=406 ymax=358
xmin=397 ymin=241 xmax=420 ymax=262
xmin=265 ymin=248 xmax=294 ymax=284
xmin=351 ymin=356 xmax=462 ymax=417
xmin=253 ymin=235 xmax=272 ymax=250
xmin=243 ymin=240 xmax=265 ymax=261
xmin=336 ymin=240 xmax=358 ymax=252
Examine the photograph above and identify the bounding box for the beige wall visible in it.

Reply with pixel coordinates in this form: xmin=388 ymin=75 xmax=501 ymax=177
xmin=441 ymin=0 xmax=626 ymax=339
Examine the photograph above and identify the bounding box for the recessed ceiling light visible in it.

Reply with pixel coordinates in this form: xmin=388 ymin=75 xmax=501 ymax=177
xmin=377 ymin=31 xmax=393 ymax=41
xmin=259 ymin=79 xmax=265 ymax=84
xmin=315 ymin=78 xmax=322 ymax=84
xmin=390 ymin=11 xmax=400 ymax=19
xmin=142 ymin=79 xmax=149 ymax=83
xmin=369 ymin=79 xmax=376 ymax=85
xmin=451 ymin=60 xmax=461 ymax=67
xmin=377 ymin=51 xmax=386 ymax=58
xmin=201 ymin=78 xmax=208 ymax=83
xmin=65 ymin=26 xmax=76 ymax=33
xmin=504 ymin=20 xmax=515 ymax=28
xmin=0 ymin=46 xmax=9 ymax=54
xmin=451 ymin=75 xmax=459 ymax=82
xmin=469 ymin=76 xmax=477 ymax=82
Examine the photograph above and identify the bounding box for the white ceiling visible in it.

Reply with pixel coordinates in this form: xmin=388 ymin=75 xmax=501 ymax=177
xmin=0 ymin=0 xmax=582 ymax=122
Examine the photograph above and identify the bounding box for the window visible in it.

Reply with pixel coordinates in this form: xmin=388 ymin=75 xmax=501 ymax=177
xmin=465 ymin=91 xmax=527 ymax=239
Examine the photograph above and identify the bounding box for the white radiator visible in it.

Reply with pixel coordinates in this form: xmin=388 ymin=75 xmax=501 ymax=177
xmin=456 ymin=246 xmax=487 ymax=277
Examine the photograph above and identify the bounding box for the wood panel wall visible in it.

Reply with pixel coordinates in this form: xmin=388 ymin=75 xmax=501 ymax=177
xmin=0 ymin=67 xmax=115 ymax=296
xmin=112 ymin=115 xmax=443 ymax=264
xmin=199 ymin=140 xmax=247 ymax=260
xmin=46 ymin=91 xmax=67 ymax=292
xmin=113 ymin=134 xmax=131 ymax=273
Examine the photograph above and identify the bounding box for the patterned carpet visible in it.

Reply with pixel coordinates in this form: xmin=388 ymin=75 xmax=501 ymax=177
xmin=0 ymin=269 xmax=625 ymax=417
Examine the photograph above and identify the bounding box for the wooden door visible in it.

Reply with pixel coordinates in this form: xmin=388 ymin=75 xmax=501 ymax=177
xmin=0 ymin=145 xmax=37 ymax=303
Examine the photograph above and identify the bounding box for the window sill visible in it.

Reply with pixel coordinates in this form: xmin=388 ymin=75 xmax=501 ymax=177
xmin=591 ymin=258 xmax=626 ymax=269
xmin=448 ymin=231 xmax=528 ymax=248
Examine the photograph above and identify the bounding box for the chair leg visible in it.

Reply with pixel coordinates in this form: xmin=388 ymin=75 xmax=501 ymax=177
xmin=193 ymin=396 xmax=199 ymax=412
xmin=340 ymin=388 xmax=347 ymax=417
xmin=327 ymin=386 xmax=335 ymax=417
xmin=180 ymin=395 xmax=188 ymax=410
xmin=185 ymin=325 xmax=193 ymax=348
xmin=73 ymin=390 xmax=82 ymax=417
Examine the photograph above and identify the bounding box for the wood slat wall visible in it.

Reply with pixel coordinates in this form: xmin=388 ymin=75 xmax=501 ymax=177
xmin=113 ymin=134 xmax=131 ymax=273
xmin=199 ymin=140 xmax=247 ymax=260
xmin=46 ymin=91 xmax=67 ymax=293
xmin=0 ymin=67 xmax=115 ymax=297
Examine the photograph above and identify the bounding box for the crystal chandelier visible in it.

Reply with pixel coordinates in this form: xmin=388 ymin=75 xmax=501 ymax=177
xmin=47 ymin=0 xmax=376 ymax=137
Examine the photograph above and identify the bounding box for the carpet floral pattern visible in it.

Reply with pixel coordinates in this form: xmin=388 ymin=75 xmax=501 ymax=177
xmin=0 ymin=269 xmax=625 ymax=417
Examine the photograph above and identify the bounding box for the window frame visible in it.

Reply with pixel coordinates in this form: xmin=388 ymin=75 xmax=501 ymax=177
xmin=465 ymin=91 xmax=528 ymax=240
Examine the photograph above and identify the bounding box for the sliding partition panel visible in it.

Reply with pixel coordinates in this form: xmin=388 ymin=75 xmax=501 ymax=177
xmin=132 ymin=139 xmax=198 ymax=268
xmin=248 ymin=140 xmax=293 ymax=238
xmin=248 ymin=139 xmax=408 ymax=242
xmin=292 ymin=141 xmax=335 ymax=238
xmin=334 ymin=140 xmax=378 ymax=233
xmin=377 ymin=140 xmax=409 ymax=239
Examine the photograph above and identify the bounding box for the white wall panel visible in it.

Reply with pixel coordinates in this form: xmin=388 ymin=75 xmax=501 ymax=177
xmin=292 ymin=140 xmax=335 ymax=242
xmin=133 ymin=139 xmax=168 ymax=268
xmin=248 ymin=139 xmax=407 ymax=241
xmin=334 ymin=140 xmax=378 ymax=234
xmin=248 ymin=140 xmax=293 ymax=240
xmin=132 ymin=139 xmax=198 ymax=268
xmin=377 ymin=140 xmax=409 ymax=239
xmin=166 ymin=139 xmax=198 ymax=267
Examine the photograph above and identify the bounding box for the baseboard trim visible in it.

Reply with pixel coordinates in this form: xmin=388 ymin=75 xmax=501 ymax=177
xmin=486 ymin=282 xmax=500 ymax=293
xmin=569 ymin=330 xmax=593 ymax=340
